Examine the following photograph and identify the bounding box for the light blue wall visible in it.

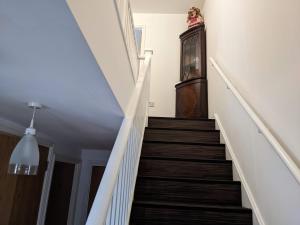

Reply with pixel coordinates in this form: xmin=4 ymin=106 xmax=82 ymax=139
xmin=134 ymin=28 xmax=143 ymax=54
xmin=0 ymin=0 xmax=123 ymax=154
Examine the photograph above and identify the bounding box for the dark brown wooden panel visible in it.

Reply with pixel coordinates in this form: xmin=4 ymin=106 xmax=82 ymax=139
xmin=177 ymin=25 xmax=208 ymax=119
xmin=148 ymin=117 xmax=215 ymax=130
xmin=88 ymin=166 xmax=105 ymax=214
xmin=45 ymin=161 xmax=75 ymax=225
xmin=142 ymin=142 xmax=225 ymax=160
xmin=131 ymin=202 xmax=252 ymax=225
xmin=144 ymin=128 xmax=220 ymax=144
xmin=135 ymin=177 xmax=241 ymax=206
xmin=0 ymin=133 xmax=19 ymax=225
xmin=0 ymin=132 xmax=49 ymax=225
xmin=176 ymin=78 xmax=208 ymax=119
xmin=9 ymin=146 xmax=48 ymax=225
xmin=138 ymin=158 xmax=233 ymax=180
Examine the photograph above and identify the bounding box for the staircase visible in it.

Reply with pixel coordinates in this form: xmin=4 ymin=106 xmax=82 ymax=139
xmin=130 ymin=117 xmax=253 ymax=225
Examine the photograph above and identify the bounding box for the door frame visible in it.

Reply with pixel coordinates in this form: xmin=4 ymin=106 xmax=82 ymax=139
xmin=36 ymin=146 xmax=55 ymax=225
xmin=67 ymin=163 xmax=81 ymax=225
xmin=36 ymin=149 xmax=81 ymax=225
xmin=73 ymin=150 xmax=110 ymax=225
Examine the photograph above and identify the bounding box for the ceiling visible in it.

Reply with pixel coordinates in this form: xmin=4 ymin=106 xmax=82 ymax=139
xmin=131 ymin=0 xmax=205 ymax=14
xmin=0 ymin=0 xmax=123 ymax=156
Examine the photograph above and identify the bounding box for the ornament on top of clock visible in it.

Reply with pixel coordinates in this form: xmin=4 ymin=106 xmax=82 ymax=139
xmin=187 ymin=7 xmax=204 ymax=29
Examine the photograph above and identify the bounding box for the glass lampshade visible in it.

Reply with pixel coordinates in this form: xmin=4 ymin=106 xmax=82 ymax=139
xmin=8 ymin=133 xmax=40 ymax=175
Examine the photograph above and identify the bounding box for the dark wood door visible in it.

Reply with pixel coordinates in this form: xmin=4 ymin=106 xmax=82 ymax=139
xmin=87 ymin=166 xmax=105 ymax=214
xmin=45 ymin=161 xmax=75 ymax=225
xmin=0 ymin=132 xmax=49 ymax=225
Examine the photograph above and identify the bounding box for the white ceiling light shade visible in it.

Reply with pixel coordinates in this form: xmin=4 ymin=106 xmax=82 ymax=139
xmin=8 ymin=102 xmax=43 ymax=175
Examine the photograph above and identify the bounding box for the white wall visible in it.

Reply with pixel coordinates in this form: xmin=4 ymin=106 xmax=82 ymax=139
xmin=67 ymin=0 xmax=135 ymax=113
xmin=203 ymin=0 xmax=300 ymax=164
xmin=209 ymin=64 xmax=300 ymax=225
xmin=133 ymin=14 xmax=188 ymax=117
xmin=131 ymin=0 xmax=205 ymax=14
xmin=203 ymin=0 xmax=300 ymax=224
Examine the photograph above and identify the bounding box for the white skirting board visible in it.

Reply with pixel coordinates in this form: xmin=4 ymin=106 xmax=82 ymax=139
xmin=214 ymin=113 xmax=266 ymax=225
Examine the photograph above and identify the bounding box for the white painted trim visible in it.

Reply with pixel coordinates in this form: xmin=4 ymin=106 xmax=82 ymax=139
xmin=144 ymin=49 xmax=154 ymax=55
xmin=37 ymin=149 xmax=82 ymax=225
xmin=36 ymin=146 xmax=56 ymax=225
xmin=210 ymin=57 xmax=300 ymax=184
xmin=113 ymin=0 xmax=139 ymax=83
xmin=125 ymin=108 xmax=148 ymax=225
xmin=73 ymin=149 xmax=110 ymax=225
xmin=81 ymin=158 xmax=108 ymax=223
xmin=214 ymin=114 xmax=266 ymax=225
xmin=49 ymin=151 xmax=82 ymax=225
xmin=67 ymin=163 xmax=82 ymax=225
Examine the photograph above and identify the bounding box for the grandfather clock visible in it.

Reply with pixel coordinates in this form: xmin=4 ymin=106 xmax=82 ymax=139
xmin=175 ymin=25 xmax=208 ymax=119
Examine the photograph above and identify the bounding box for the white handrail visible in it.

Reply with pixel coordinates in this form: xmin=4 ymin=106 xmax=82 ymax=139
xmin=86 ymin=50 xmax=153 ymax=225
xmin=210 ymin=57 xmax=300 ymax=185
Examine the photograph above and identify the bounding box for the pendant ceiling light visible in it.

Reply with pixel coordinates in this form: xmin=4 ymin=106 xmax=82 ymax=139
xmin=8 ymin=102 xmax=43 ymax=175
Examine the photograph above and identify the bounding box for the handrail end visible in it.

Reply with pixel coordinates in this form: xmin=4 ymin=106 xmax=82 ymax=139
xmin=144 ymin=49 xmax=154 ymax=55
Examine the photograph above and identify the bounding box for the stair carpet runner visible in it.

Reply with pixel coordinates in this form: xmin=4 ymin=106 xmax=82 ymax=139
xmin=130 ymin=117 xmax=252 ymax=225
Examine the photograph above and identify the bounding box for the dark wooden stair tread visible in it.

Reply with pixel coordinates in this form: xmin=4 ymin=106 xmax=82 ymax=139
xmin=144 ymin=128 xmax=220 ymax=144
xmin=133 ymin=200 xmax=251 ymax=213
xmin=131 ymin=205 xmax=252 ymax=225
xmin=141 ymin=156 xmax=232 ymax=164
xmin=131 ymin=201 xmax=252 ymax=225
xmin=142 ymin=142 xmax=225 ymax=160
xmin=149 ymin=116 xmax=215 ymax=122
xmin=144 ymin=140 xmax=225 ymax=146
xmin=148 ymin=117 xmax=215 ymax=130
xmin=135 ymin=176 xmax=242 ymax=206
xmin=145 ymin=127 xmax=220 ymax=132
xmin=137 ymin=176 xmax=240 ymax=184
xmin=143 ymin=140 xmax=225 ymax=146
xmin=138 ymin=157 xmax=233 ymax=180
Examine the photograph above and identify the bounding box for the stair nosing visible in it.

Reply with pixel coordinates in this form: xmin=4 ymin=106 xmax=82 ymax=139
xmin=148 ymin=127 xmax=216 ymax=131
xmin=132 ymin=200 xmax=252 ymax=213
xmin=137 ymin=176 xmax=241 ymax=185
xmin=146 ymin=127 xmax=220 ymax=132
xmin=143 ymin=140 xmax=226 ymax=147
xmin=149 ymin=117 xmax=215 ymax=122
xmin=141 ymin=156 xmax=232 ymax=164
xmin=140 ymin=155 xmax=226 ymax=161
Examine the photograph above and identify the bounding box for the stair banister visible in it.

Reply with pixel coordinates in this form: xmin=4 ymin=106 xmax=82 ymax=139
xmin=86 ymin=50 xmax=153 ymax=225
xmin=209 ymin=57 xmax=300 ymax=185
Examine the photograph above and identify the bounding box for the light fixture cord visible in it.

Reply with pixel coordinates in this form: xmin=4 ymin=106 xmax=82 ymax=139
xmin=29 ymin=107 xmax=37 ymax=128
